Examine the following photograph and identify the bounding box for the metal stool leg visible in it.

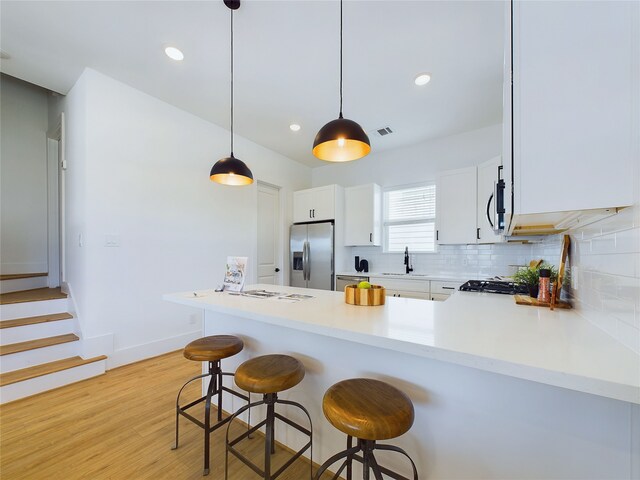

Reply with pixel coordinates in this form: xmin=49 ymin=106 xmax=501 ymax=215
xmin=172 ymin=372 xmax=209 ymax=450
xmin=203 ymin=363 xmax=218 ymax=475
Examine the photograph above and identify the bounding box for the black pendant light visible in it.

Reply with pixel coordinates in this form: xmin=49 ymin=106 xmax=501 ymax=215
xmin=313 ymin=0 xmax=370 ymax=162
xmin=210 ymin=0 xmax=254 ymax=186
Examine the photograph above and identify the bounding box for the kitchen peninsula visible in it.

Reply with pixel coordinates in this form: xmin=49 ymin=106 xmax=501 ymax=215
xmin=165 ymin=285 xmax=640 ymax=479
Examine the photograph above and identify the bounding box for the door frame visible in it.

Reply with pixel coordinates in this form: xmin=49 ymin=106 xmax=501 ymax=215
xmin=256 ymin=181 xmax=284 ymax=286
xmin=46 ymin=112 xmax=65 ymax=288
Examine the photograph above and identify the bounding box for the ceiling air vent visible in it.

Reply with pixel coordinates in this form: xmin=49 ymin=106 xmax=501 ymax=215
xmin=374 ymin=127 xmax=393 ymax=137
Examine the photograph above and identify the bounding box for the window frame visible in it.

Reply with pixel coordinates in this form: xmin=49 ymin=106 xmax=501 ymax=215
xmin=382 ymin=182 xmax=437 ymax=254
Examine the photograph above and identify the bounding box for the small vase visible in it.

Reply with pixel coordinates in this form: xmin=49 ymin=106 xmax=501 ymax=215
xmin=528 ymin=285 xmax=539 ymax=298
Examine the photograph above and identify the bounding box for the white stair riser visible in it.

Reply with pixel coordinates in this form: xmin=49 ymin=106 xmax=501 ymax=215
xmin=0 ymin=319 xmax=74 ymax=345
xmin=1 ymin=342 xmax=80 ymax=373
xmin=0 ymin=298 xmax=68 ymax=321
xmin=0 ymin=359 xmax=106 ymax=404
xmin=0 ymin=277 xmax=48 ymax=294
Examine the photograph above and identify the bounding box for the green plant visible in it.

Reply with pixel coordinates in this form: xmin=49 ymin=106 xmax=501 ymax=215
xmin=513 ymin=266 xmax=540 ymax=287
xmin=513 ymin=262 xmax=558 ymax=286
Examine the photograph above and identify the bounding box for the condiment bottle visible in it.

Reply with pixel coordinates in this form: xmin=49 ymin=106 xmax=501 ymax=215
xmin=538 ymin=268 xmax=551 ymax=303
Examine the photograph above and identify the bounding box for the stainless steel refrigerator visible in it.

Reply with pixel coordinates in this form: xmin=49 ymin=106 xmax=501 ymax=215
xmin=290 ymin=222 xmax=334 ymax=290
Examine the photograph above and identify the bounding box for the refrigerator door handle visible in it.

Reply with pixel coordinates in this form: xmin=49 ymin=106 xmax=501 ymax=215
xmin=303 ymin=241 xmax=309 ymax=281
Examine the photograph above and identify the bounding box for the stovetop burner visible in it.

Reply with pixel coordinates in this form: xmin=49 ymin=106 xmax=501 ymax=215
xmin=459 ymin=280 xmax=528 ymax=295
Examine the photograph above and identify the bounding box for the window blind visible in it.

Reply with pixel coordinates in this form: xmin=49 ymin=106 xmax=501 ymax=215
xmin=384 ymin=184 xmax=436 ymax=252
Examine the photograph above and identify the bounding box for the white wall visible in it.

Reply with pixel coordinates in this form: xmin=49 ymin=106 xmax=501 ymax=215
xmin=55 ymin=68 xmax=311 ymax=367
xmin=312 ymin=124 xmax=502 ymax=188
xmin=1 ymin=75 xmax=49 ymax=274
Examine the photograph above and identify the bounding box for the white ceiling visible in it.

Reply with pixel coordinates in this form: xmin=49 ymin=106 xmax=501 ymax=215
xmin=0 ymin=0 xmax=505 ymax=167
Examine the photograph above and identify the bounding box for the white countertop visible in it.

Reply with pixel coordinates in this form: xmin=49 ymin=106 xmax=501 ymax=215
xmin=164 ymin=284 xmax=640 ymax=404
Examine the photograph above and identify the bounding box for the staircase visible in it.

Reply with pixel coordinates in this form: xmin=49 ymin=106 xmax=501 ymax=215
xmin=0 ymin=279 xmax=106 ymax=404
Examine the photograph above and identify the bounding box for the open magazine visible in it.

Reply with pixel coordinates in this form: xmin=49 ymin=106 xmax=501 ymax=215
xmin=223 ymin=256 xmax=247 ymax=292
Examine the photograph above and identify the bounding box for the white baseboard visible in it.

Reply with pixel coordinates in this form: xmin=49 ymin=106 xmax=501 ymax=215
xmin=106 ymin=331 xmax=201 ymax=369
xmin=80 ymin=333 xmax=114 ymax=359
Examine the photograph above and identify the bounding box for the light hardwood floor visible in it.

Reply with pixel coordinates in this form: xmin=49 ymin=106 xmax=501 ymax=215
xmin=0 ymin=351 xmax=334 ymax=479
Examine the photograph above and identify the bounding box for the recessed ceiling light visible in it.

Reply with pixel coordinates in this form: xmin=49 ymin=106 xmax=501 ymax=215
xmin=164 ymin=47 xmax=184 ymax=61
xmin=414 ymin=73 xmax=431 ymax=86
xmin=289 ymin=124 xmax=301 ymax=132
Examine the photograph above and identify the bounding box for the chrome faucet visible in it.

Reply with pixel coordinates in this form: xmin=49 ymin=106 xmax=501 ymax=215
xmin=404 ymin=247 xmax=413 ymax=274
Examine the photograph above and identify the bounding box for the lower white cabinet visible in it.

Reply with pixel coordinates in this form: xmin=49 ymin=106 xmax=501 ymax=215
xmin=387 ymin=289 xmax=431 ymax=300
xmin=369 ymin=277 xmax=462 ymax=301
xmin=430 ymin=280 xmax=463 ymax=301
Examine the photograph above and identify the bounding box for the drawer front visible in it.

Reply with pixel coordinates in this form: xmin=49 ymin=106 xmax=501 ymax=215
xmin=386 ymin=289 xmax=431 ymax=300
xmin=431 ymin=281 xmax=463 ymax=295
xmin=430 ymin=293 xmax=450 ymax=302
xmin=369 ymin=277 xmax=429 ymax=292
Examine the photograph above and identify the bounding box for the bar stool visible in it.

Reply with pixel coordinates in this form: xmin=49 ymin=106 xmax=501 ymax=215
xmin=172 ymin=335 xmax=249 ymax=476
xmin=225 ymin=354 xmax=313 ymax=480
xmin=314 ymin=378 xmax=418 ymax=480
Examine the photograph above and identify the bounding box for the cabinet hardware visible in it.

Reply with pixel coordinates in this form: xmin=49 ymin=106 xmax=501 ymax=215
xmin=477 ymin=227 xmax=481 ymax=240
xmin=442 ymin=286 xmax=455 ymax=290
xmin=436 ymin=230 xmax=439 ymax=241
xmin=369 ymin=233 xmax=372 ymax=243
xmin=312 ymin=209 xmax=315 ymax=218
xmin=309 ymin=209 xmax=312 ymax=218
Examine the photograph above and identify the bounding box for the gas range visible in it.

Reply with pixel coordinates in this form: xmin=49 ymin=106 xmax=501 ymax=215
xmin=459 ymin=280 xmax=528 ymax=295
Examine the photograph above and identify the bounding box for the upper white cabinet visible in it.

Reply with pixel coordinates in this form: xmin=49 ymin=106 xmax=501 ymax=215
xmin=436 ymin=167 xmax=478 ymax=245
xmin=344 ymin=184 xmax=381 ymax=246
xmin=293 ymin=185 xmax=340 ymax=223
xmin=504 ymin=1 xmax=638 ymax=231
xmin=477 ymin=156 xmax=504 ymax=243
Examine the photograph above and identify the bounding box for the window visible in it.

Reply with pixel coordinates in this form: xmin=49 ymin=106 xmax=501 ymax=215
xmin=384 ymin=184 xmax=436 ymax=253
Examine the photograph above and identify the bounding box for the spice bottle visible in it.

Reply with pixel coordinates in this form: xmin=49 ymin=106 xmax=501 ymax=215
xmin=538 ymin=268 xmax=551 ymax=303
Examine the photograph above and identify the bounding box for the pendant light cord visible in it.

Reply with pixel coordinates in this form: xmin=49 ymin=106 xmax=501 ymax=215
xmin=339 ymin=0 xmax=343 ymax=119
xmin=230 ymin=9 xmax=234 ymax=156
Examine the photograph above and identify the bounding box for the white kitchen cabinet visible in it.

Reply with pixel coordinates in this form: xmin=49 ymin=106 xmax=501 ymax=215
xmin=344 ymin=184 xmax=381 ymax=246
xmin=503 ymin=1 xmax=638 ymax=231
xmin=388 ymin=290 xmax=431 ymax=300
xmin=430 ymin=280 xmax=462 ymax=301
xmin=436 ymin=167 xmax=478 ymax=245
xmin=477 ymin=157 xmax=504 ymax=243
xmin=293 ymin=185 xmax=340 ymax=223
xmin=370 ymin=276 xmax=430 ymax=300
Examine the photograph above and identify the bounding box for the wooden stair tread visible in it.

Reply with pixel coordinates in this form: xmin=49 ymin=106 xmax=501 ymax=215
xmin=0 ymin=273 xmax=47 ymax=281
xmin=0 ymin=334 xmax=79 ymax=356
xmin=0 ymin=356 xmax=107 ymax=387
xmin=0 ymin=288 xmax=67 ymax=305
xmin=0 ymin=313 xmax=73 ymax=329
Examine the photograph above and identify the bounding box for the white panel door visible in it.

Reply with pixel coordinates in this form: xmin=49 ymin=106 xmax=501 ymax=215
xmin=257 ymin=183 xmax=281 ymax=285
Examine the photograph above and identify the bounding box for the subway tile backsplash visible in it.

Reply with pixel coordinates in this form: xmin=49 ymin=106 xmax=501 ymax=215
xmin=349 ymin=242 xmax=539 ymax=279
xmin=534 ymin=206 xmax=640 ymax=354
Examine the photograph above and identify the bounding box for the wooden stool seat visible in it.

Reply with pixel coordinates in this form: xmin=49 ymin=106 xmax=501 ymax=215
xmin=234 ymin=354 xmax=305 ymax=394
xmin=322 ymin=378 xmax=414 ymax=441
xmin=183 ymin=335 xmax=243 ymax=362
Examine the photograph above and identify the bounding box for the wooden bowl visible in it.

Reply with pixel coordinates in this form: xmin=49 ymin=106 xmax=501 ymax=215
xmin=344 ymin=285 xmax=386 ymax=306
